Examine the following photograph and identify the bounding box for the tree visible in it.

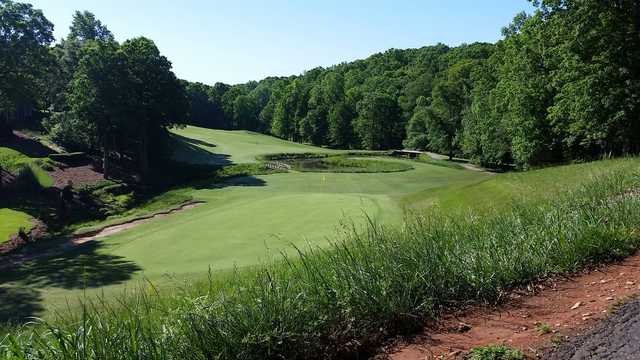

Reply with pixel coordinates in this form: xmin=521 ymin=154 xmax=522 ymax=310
xmin=0 ymin=0 xmax=54 ymax=137
xmin=353 ymin=93 xmax=402 ymax=150
xmin=272 ymin=79 xmax=305 ymax=140
xmin=68 ymin=10 xmax=113 ymax=43
xmin=259 ymin=79 xmax=288 ymax=132
xmin=461 ymin=60 xmax=512 ymax=167
xmin=220 ymin=86 xmax=247 ymax=129
xmin=541 ymin=0 xmax=640 ymax=158
xmin=69 ymin=40 xmax=125 ymax=179
xmin=327 ymin=101 xmax=353 ymax=148
xmin=403 ymin=96 xmax=430 ymax=150
xmin=233 ymin=94 xmax=259 ymax=130
xmin=424 ymin=61 xmax=475 ymax=159
xmin=119 ymin=37 xmax=187 ymax=180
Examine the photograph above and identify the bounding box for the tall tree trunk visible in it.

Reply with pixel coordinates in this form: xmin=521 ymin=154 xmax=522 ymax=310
xmin=632 ymin=0 xmax=640 ymax=36
xmin=0 ymin=112 xmax=12 ymax=139
xmin=102 ymin=137 xmax=110 ymax=180
xmin=139 ymin=127 xmax=149 ymax=184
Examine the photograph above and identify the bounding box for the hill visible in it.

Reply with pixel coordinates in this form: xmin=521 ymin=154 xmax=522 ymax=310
xmin=2 ymin=152 xmax=637 ymax=359
xmin=0 ymin=127 xmax=489 ymax=322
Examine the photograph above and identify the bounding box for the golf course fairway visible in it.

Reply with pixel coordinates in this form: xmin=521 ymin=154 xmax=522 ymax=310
xmin=0 ymin=126 xmax=491 ymax=321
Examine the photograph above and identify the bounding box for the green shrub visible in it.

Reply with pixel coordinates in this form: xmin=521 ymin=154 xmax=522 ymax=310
xmin=403 ymin=133 xmax=429 ymax=150
xmin=258 ymin=152 xmax=330 ymax=161
xmin=42 ymin=112 xmax=97 ymax=151
xmin=11 ymin=165 xmax=42 ymax=193
xmin=467 ymin=345 xmax=525 ymax=360
xmin=291 ymin=156 xmax=413 ymax=173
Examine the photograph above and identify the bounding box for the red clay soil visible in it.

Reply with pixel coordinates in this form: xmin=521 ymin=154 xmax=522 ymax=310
xmin=383 ymin=254 xmax=640 ymax=359
xmin=0 ymin=220 xmax=48 ymax=255
xmin=49 ymin=164 xmax=104 ymax=188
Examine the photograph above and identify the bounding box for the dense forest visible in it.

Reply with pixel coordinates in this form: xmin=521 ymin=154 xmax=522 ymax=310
xmin=182 ymin=0 xmax=640 ymax=168
xmin=1 ymin=0 xmax=639 ymax=173
xmin=1 ymin=1 xmax=187 ymax=182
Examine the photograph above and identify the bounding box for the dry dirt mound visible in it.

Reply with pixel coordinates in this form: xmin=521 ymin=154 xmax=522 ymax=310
xmin=383 ymin=254 xmax=640 ymax=359
xmin=49 ymin=164 xmax=104 ymax=188
xmin=0 ymin=220 xmax=48 ymax=255
xmin=0 ymin=167 xmax=15 ymax=186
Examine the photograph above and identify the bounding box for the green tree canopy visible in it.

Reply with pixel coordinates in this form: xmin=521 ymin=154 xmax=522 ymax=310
xmin=0 ymin=0 xmax=53 ymax=137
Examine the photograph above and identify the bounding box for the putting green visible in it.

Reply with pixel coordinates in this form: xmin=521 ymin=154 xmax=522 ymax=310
xmin=0 ymin=126 xmax=491 ymax=321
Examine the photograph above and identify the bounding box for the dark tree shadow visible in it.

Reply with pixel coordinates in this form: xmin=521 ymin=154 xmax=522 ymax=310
xmin=192 ymin=175 xmax=267 ymax=190
xmin=172 ymin=134 xmax=218 ymax=148
xmin=170 ymin=133 xmax=233 ymax=166
xmin=0 ymin=286 xmax=43 ymax=324
xmin=0 ymin=242 xmax=141 ymax=290
xmin=1 ymin=131 xmax=55 ymax=157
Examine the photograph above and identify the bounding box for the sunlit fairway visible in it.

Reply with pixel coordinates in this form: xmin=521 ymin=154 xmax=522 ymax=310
xmin=171 ymin=126 xmax=338 ymax=165
xmin=0 ymin=127 xmax=637 ymax=326
xmin=0 ymin=126 xmax=491 ymax=321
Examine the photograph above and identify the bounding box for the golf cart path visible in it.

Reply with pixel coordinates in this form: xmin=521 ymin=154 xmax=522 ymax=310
xmin=0 ymin=201 xmax=203 ymax=269
xmin=383 ymin=253 xmax=640 ymax=359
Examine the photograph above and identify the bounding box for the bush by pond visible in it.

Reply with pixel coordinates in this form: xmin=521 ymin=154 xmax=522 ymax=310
xmin=290 ymin=156 xmax=414 ymax=173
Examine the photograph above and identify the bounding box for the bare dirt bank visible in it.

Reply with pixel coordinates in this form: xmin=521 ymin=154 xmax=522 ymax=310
xmin=382 ymin=254 xmax=640 ymax=359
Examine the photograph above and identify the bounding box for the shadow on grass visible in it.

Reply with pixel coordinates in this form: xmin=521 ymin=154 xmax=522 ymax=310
xmin=0 ymin=286 xmax=43 ymax=324
xmin=192 ymin=175 xmax=267 ymax=190
xmin=0 ymin=242 xmax=141 ymax=289
xmin=170 ymin=133 xmax=232 ymax=166
xmin=0 ymin=241 xmax=141 ymax=323
xmin=2 ymin=131 xmax=55 ymax=158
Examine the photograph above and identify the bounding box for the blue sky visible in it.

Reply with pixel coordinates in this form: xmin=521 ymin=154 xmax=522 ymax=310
xmin=28 ymin=1 xmax=535 ymax=85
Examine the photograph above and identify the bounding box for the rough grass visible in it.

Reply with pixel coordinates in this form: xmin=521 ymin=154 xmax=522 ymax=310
xmin=0 ymin=147 xmax=54 ymax=188
xmin=404 ymin=157 xmax=640 ymax=212
xmin=0 ymin=209 xmax=33 ymax=244
xmin=1 ymin=160 xmax=638 ymax=359
xmin=70 ymin=188 xmax=195 ymax=234
xmin=415 ymin=154 xmax=466 ymax=170
xmin=291 ymin=156 xmax=414 ymax=173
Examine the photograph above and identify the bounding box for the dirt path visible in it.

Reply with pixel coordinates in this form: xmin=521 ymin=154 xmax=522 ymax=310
xmin=0 ymin=201 xmax=203 ymax=269
xmin=383 ymin=254 xmax=640 ymax=359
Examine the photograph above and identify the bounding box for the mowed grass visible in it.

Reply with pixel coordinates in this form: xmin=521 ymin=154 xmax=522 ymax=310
xmin=0 ymin=209 xmax=33 ymax=244
xmin=171 ymin=126 xmax=338 ymax=165
xmin=3 ymin=157 xmax=639 ymax=359
xmin=1 ymin=147 xmax=50 ymax=243
xmin=0 ymin=127 xmax=490 ymax=321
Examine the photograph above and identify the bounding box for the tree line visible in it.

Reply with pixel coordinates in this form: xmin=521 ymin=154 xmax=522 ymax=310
xmin=183 ymin=0 xmax=640 ymax=168
xmin=1 ymin=1 xmax=187 ymax=181
xmin=1 ymin=0 xmax=639 ymax=174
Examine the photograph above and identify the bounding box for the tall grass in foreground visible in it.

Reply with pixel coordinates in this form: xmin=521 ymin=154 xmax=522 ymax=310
xmin=2 ymin=169 xmax=640 ymax=359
